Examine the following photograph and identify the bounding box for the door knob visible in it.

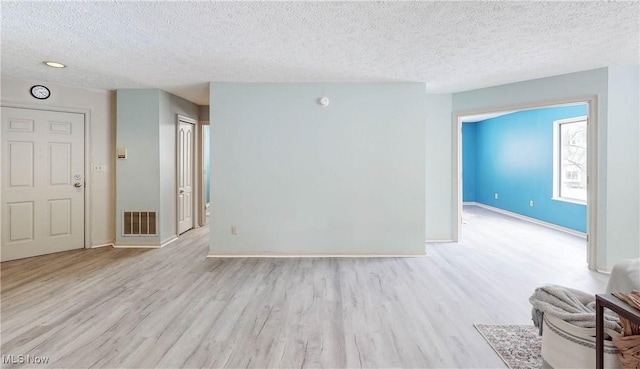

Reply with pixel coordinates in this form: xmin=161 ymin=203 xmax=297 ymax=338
xmin=74 ymin=182 xmax=82 ymax=188
xmin=179 ymin=188 xmax=185 ymax=194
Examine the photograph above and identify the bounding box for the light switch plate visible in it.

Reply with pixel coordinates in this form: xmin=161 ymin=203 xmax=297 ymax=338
xmin=93 ymin=164 xmax=106 ymax=172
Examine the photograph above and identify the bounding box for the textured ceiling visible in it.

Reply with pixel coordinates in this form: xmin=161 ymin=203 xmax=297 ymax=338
xmin=2 ymin=1 xmax=638 ymax=105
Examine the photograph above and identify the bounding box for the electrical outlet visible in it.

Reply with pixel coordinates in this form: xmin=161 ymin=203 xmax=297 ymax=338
xmin=494 ymin=193 xmax=499 ymax=199
xmin=231 ymin=225 xmax=237 ymax=235
xmin=530 ymin=200 xmax=534 ymax=207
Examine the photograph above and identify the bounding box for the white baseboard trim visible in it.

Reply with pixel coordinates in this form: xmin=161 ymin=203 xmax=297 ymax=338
xmin=91 ymin=242 xmax=114 ymax=248
xmin=161 ymin=235 xmax=179 ymax=247
xmin=113 ymin=236 xmax=178 ymax=249
xmin=425 ymin=239 xmax=455 ymax=243
xmin=207 ymin=251 xmax=427 ymax=258
xmin=113 ymin=243 xmax=162 ymax=249
xmin=113 ymin=235 xmax=179 ymax=249
xmin=469 ymin=202 xmax=586 ymax=238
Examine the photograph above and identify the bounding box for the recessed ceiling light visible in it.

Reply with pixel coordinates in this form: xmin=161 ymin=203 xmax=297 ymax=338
xmin=44 ymin=61 xmax=65 ymax=68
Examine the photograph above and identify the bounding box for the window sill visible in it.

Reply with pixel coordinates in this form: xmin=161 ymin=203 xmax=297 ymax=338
xmin=551 ymin=197 xmax=587 ymax=206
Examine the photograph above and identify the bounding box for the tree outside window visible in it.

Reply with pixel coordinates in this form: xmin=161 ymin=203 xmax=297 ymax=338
xmin=558 ymin=119 xmax=587 ymax=201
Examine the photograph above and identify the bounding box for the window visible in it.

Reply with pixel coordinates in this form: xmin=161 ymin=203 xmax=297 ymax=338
xmin=553 ymin=116 xmax=587 ymax=203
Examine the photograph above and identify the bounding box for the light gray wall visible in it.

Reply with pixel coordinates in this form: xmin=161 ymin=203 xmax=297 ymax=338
xmin=425 ymin=94 xmax=454 ymax=240
xmin=116 ymin=89 xmax=199 ymax=244
xmin=1 ymin=76 xmax=116 ymax=247
xmin=453 ymin=67 xmax=640 ymax=270
xmin=209 ymin=82 xmax=427 ymax=255
xmin=159 ymin=91 xmax=200 ymax=242
xmin=606 ymin=66 xmax=640 ymax=265
xmin=116 ymin=89 xmax=161 ymax=243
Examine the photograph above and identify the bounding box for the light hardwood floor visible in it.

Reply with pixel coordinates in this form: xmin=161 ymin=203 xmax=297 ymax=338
xmin=1 ymin=205 xmax=607 ymax=368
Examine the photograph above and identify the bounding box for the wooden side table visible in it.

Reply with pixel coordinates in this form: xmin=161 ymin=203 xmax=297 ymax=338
xmin=596 ymin=293 xmax=640 ymax=369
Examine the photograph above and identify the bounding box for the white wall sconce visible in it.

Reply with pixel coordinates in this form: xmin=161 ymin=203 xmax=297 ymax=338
xmin=318 ymin=97 xmax=330 ymax=107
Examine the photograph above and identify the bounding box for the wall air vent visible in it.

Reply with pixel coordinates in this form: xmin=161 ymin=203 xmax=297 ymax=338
xmin=122 ymin=211 xmax=157 ymax=236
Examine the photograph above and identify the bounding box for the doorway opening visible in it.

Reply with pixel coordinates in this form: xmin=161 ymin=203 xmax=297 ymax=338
xmin=453 ymin=97 xmax=598 ymax=270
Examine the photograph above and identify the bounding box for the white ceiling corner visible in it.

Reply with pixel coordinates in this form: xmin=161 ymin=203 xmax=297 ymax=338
xmin=1 ymin=1 xmax=638 ymax=105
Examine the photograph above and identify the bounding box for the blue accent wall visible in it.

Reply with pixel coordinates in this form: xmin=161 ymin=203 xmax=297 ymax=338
xmin=463 ymin=105 xmax=587 ymax=232
xmin=462 ymin=123 xmax=477 ymax=202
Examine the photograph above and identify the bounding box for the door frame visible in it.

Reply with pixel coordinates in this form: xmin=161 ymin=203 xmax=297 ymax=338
xmin=452 ymin=95 xmax=598 ymax=270
xmin=176 ymin=114 xmax=198 ymax=236
xmin=0 ymin=102 xmax=92 ymax=249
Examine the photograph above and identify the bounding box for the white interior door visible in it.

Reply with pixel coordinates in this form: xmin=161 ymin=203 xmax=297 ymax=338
xmin=1 ymin=107 xmax=85 ymax=261
xmin=177 ymin=120 xmax=194 ymax=234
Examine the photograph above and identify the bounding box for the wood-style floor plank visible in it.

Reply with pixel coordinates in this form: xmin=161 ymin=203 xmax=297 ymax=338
xmin=1 ymin=205 xmax=607 ymax=368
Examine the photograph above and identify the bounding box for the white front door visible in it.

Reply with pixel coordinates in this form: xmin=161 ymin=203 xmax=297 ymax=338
xmin=1 ymin=107 xmax=85 ymax=261
xmin=177 ymin=120 xmax=194 ymax=234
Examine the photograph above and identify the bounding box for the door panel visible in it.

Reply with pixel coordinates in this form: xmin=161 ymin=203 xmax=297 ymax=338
xmin=8 ymin=201 xmax=34 ymax=242
xmin=49 ymin=199 xmax=71 ymax=236
xmin=9 ymin=142 xmax=34 ymax=186
xmin=49 ymin=143 xmax=71 ymax=185
xmin=1 ymin=107 xmax=84 ymax=261
xmin=8 ymin=118 xmax=34 ymax=132
xmin=177 ymin=121 xmax=194 ymax=234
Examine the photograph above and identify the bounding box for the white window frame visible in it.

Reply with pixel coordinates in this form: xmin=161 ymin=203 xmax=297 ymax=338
xmin=552 ymin=116 xmax=587 ymax=204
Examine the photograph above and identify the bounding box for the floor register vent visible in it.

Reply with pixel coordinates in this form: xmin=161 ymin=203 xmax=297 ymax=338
xmin=123 ymin=211 xmax=157 ymax=236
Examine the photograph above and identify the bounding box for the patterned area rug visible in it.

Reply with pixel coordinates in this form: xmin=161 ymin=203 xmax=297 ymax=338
xmin=474 ymin=324 xmax=542 ymax=369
